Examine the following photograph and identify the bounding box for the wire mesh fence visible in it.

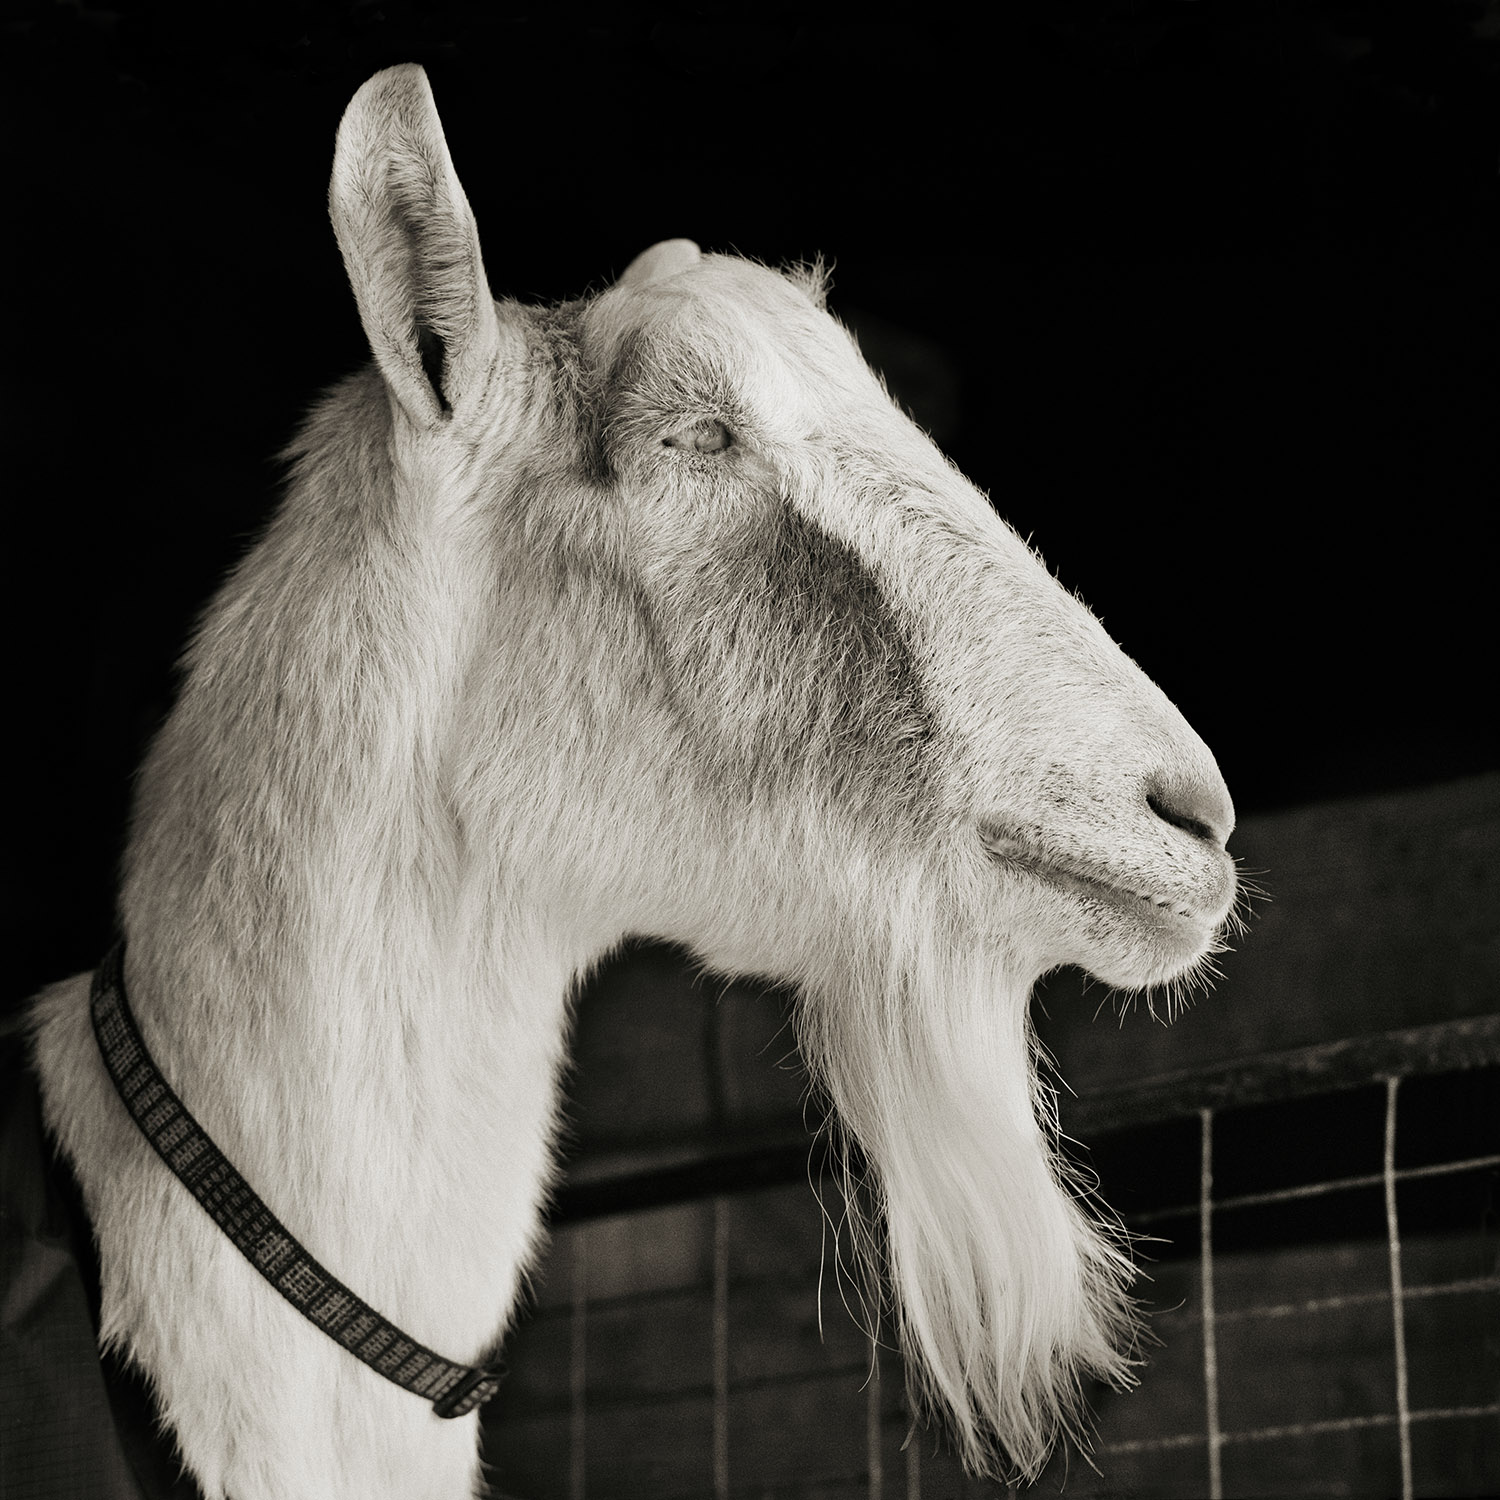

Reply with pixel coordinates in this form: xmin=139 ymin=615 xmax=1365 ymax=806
xmin=484 ymin=1016 xmax=1498 ymax=1499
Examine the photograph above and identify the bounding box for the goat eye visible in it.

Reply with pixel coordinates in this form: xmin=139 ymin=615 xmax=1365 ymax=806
xmin=663 ymin=419 xmax=732 ymax=454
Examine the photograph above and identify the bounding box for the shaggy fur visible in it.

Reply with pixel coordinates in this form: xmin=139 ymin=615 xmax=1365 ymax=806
xmin=30 ymin=64 xmax=1237 ymax=1499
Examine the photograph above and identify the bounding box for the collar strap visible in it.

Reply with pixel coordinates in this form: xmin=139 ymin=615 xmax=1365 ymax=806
xmin=89 ymin=941 xmax=504 ymax=1420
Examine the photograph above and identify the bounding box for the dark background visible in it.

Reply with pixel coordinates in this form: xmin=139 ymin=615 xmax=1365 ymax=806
xmin=6 ymin=2 xmax=1497 ymax=1004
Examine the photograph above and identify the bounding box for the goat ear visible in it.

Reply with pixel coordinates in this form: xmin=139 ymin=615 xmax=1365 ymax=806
xmin=329 ymin=65 xmax=500 ymax=428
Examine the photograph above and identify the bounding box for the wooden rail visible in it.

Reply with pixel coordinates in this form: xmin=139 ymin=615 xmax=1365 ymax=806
xmin=550 ymin=1014 xmax=1499 ymax=1224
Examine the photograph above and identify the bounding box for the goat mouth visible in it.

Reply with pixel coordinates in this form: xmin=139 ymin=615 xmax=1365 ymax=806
xmin=978 ymin=826 xmax=1207 ymax=928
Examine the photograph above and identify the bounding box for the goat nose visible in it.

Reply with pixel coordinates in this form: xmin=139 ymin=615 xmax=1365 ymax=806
xmin=1147 ymin=770 xmax=1235 ymax=850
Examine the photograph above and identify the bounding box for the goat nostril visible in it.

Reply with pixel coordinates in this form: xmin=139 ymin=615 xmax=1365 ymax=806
xmin=1148 ymin=794 xmax=1214 ymax=843
xmin=1147 ymin=777 xmax=1234 ymax=849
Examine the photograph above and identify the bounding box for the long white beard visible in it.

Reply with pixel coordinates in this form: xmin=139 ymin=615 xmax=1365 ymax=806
xmin=795 ymin=879 xmax=1138 ymax=1481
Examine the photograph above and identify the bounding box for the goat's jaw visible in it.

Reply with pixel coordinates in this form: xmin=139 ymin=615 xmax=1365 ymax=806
xmin=978 ymin=823 xmax=1235 ymax=986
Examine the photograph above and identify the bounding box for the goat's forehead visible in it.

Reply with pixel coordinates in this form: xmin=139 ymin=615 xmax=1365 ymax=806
xmin=580 ymin=255 xmax=857 ymax=391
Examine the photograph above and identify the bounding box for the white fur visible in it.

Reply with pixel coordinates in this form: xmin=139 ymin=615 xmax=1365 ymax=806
xmin=30 ymin=64 xmax=1238 ymax=1497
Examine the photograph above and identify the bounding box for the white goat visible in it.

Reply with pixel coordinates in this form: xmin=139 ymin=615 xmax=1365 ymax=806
xmin=30 ymin=64 xmax=1238 ymax=1500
